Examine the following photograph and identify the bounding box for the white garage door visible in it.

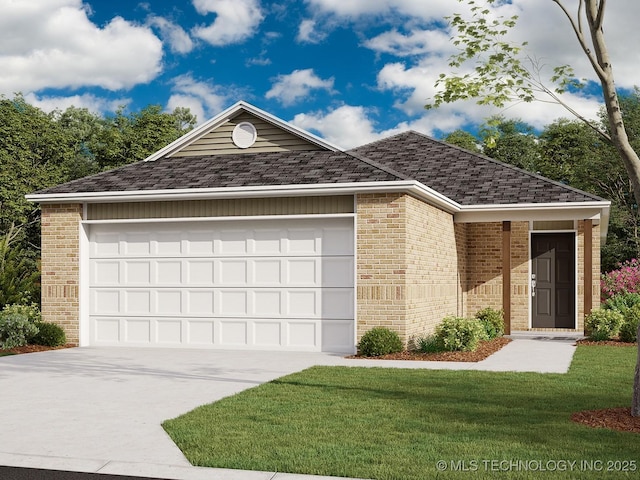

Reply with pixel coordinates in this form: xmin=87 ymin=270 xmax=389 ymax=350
xmin=88 ymin=217 xmax=354 ymax=352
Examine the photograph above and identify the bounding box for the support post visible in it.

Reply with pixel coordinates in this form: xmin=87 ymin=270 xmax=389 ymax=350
xmin=584 ymin=219 xmax=593 ymax=324
xmin=502 ymin=221 xmax=511 ymax=335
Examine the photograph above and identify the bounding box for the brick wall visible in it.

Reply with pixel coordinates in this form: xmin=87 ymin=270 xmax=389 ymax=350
xmin=41 ymin=204 xmax=83 ymax=345
xmin=465 ymin=223 xmax=503 ymax=315
xmin=510 ymin=222 xmax=531 ymax=331
xmin=355 ymin=193 xmax=461 ymax=346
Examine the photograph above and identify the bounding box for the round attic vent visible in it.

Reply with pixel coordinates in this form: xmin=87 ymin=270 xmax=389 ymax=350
xmin=232 ymin=122 xmax=257 ymax=149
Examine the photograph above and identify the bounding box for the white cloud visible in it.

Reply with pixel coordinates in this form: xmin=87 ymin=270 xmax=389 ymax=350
xmin=167 ymin=75 xmax=228 ymax=123
xmin=266 ymin=69 xmax=335 ymax=106
xmin=304 ymin=0 xmax=452 ymax=19
xmin=23 ymin=92 xmax=129 ymax=115
xmin=0 ymin=0 xmax=163 ymax=95
xmin=148 ymin=16 xmax=194 ymax=54
xmin=297 ymin=19 xmax=327 ymax=44
xmin=364 ymin=29 xmax=452 ymax=57
xmin=292 ymin=105 xmax=380 ymax=148
xmin=191 ymin=0 xmax=264 ymax=46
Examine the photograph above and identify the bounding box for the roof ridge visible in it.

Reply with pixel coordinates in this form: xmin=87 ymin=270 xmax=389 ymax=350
xmin=345 ymin=150 xmax=410 ymax=181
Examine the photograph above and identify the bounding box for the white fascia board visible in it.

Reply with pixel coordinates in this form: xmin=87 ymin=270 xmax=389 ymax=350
xmin=144 ymin=101 xmax=341 ymax=162
xmin=456 ymin=201 xmax=611 ymax=240
xmin=26 ymin=181 xmax=462 ymax=213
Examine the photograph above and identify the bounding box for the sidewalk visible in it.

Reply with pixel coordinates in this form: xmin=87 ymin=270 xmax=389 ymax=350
xmin=0 ymin=334 xmax=581 ymax=480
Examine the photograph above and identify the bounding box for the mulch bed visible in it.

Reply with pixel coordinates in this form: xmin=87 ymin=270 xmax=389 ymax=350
xmin=576 ymin=339 xmax=637 ymax=347
xmin=351 ymin=337 xmax=511 ymax=362
xmin=572 ymin=408 xmax=640 ymax=434
xmin=1 ymin=344 xmax=75 ymax=355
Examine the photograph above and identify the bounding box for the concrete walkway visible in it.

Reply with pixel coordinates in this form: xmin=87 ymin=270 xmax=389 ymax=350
xmin=0 ymin=333 xmax=580 ymax=480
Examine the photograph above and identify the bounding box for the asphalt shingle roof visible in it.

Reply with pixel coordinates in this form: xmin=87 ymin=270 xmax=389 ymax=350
xmin=348 ymin=131 xmax=602 ymax=205
xmin=36 ymin=150 xmax=401 ymax=194
xmin=35 ymin=130 xmax=604 ymax=206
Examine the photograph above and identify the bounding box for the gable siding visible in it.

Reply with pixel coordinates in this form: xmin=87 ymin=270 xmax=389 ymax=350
xmin=170 ymin=112 xmax=325 ymax=157
xmin=87 ymin=196 xmax=354 ymax=220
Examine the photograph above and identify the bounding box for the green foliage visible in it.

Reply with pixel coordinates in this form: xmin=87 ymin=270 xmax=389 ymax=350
xmin=602 ymin=292 xmax=640 ymax=314
xmin=357 ymin=327 xmax=404 ymax=357
xmin=435 ymin=316 xmax=486 ymax=352
xmin=0 ymin=226 xmax=40 ymax=307
xmin=414 ymin=334 xmax=444 ymax=353
xmin=1 ymin=303 xmax=41 ymax=323
xmin=441 ymin=129 xmax=481 ymax=153
xmin=29 ymin=322 xmax=66 ymax=347
xmin=620 ymin=304 xmax=640 ymax=343
xmin=474 ymin=307 xmax=504 ymax=339
xmin=480 ymin=117 xmax=540 ymax=172
xmin=0 ymin=312 xmax=39 ymax=350
xmin=584 ymin=308 xmax=624 ymax=341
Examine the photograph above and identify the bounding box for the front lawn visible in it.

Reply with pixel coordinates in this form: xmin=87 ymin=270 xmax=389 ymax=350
xmin=163 ymin=346 xmax=639 ymax=479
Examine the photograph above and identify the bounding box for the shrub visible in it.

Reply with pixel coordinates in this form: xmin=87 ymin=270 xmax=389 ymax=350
xmin=474 ymin=307 xmax=504 ymax=339
xmin=1 ymin=303 xmax=41 ymax=323
xmin=435 ymin=316 xmax=486 ymax=352
xmin=601 ymin=258 xmax=640 ymax=301
xmin=602 ymin=292 xmax=640 ymax=314
xmin=30 ymin=322 xmax=66 ymax=347
xmin=0 ymin=313 xmax=39 ymax=350
xmin=415 ymin=334 xmax=444 ymax=353
xmin=358 ymin=327 xmax=403 ymax=357
xmin=620 ymin=304 xmax=640 ymax=343
xmin=585 ymin=308 xmax=624 ymax=341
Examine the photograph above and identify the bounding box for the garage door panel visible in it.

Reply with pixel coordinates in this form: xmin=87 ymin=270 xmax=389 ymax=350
xmin=89 ymin=218 xmax=354 ymax=352
xmin=157 ymin=320 xmax=182 ymax=344
xmin=92 ymin=260 xmax=120 ymax=285
xmin=186 ymin=290 xmax=214 ymax=314
xmin=124 ymin=261 xmax=151 ymax=284
xmin=187 ymin=320 xmax=215 ymax=345
xmin=92 ymin=290 xmax=120 ymax=314
xmin=322 ymin=289 xmax=354 ymax=319
xmin=125 ymin=319 xmax=151 ymax=343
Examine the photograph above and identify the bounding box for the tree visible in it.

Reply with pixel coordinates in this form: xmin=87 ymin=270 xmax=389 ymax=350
xmin=442 ymin=129 xmax=482 ymax=152
xmin=479 ymin=117 xmax=540 ymax=172
xmin=428 ymin=0 xmax=640 ymax=416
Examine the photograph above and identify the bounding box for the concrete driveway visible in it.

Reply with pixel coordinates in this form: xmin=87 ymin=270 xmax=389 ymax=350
xmin=0 ymin=347 xmax=350 ymax=476
xmin=0 ymin=336 xmax=577 ymax=479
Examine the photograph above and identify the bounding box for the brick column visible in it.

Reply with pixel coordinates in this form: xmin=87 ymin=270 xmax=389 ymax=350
xmin=41 ymin=204 xmax=83 ymax=345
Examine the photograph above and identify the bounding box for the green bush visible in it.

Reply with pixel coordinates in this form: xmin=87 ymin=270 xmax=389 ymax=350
xmin=0 ymin=313 xmax=39 ymax=349
xmin=602 ymin=292 xmax=640 ymax=314
xmin=1 ymin=303 xmax=41 ymax=323
xmin=415 ymin=334 xmax=444 ymax=353
xmin=30 ymin=322 xmax=66 ymax=347
xmin=358 ymin=327 xmax=403 ymax=357
xmin=585 ymin=308 xmax=624 ymax=341
xmin=620 ymin=304 xmax=640 ymax=343
xmin=435 ymin=316 xmax=486 ymax=352
xmin=474 ymin=307 xmax=504 ymax=339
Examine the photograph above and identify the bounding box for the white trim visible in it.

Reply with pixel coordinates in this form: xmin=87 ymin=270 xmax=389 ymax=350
xmin=144 ymin=100 xmax=342 ymax=161
xmin=78 ymin=223 xmax=90 ymax=346
xmin=27 ymin=180 xmax=463 ymax=215
xmin=528 ymin=230 xmax=578 ymax=330
xmin=353 ymin=194 xmax=359 ymax=351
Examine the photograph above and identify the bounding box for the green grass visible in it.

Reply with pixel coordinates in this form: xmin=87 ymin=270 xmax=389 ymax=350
xmin=163 ymin=346 xmax=640 ymax=479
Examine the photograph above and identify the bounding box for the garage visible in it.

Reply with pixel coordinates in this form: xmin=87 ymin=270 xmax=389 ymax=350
xmin=87 ymin=217 xmax=355 ymax=352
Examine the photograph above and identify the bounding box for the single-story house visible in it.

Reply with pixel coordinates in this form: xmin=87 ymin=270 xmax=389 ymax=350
xmin=27 ymin=101 xmax=610 ymax=353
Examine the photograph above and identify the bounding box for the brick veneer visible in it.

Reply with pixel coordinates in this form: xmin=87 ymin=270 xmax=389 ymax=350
xmin=41 ymin=204 xmax=82 ymax=345
xmin=356 ymin=193 xmax=462 ymax=345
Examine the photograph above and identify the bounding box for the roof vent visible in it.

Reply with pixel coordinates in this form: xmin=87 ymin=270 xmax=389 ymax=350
xmin=232 ymin=122 xmax=257 ymax=149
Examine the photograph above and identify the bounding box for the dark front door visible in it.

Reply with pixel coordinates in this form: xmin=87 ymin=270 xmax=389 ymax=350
xmin=531 ymin=233 xmax=575 ymax=328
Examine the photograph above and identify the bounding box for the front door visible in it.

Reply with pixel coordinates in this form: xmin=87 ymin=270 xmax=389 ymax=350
xmin=531 ymin=233 xmax=575 ymax=328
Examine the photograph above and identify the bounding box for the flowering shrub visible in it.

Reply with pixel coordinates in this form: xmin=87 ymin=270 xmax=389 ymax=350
xmin=601 ymin=258 xmax=640 ymax=301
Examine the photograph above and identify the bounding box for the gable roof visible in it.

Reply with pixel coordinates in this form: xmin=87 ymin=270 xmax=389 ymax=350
xmin=348 ymin=131 xmax=602 ymax=206
xmin=145 ymin=101 xmax=341 ymax=161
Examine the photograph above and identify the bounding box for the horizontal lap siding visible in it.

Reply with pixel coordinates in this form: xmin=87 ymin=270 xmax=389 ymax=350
xmin=171 ymin=113 xmax=324 ymax=156
xmin=88 ymin=196 xmax=354 ymax=220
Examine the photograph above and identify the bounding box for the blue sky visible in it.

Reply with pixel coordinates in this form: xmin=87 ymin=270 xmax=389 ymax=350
xmin=1 ymin=0 xmax=639 ymax=148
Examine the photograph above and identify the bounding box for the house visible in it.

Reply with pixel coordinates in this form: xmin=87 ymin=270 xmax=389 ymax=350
xmin=27 ymin=101 xmax=610 ymax=353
